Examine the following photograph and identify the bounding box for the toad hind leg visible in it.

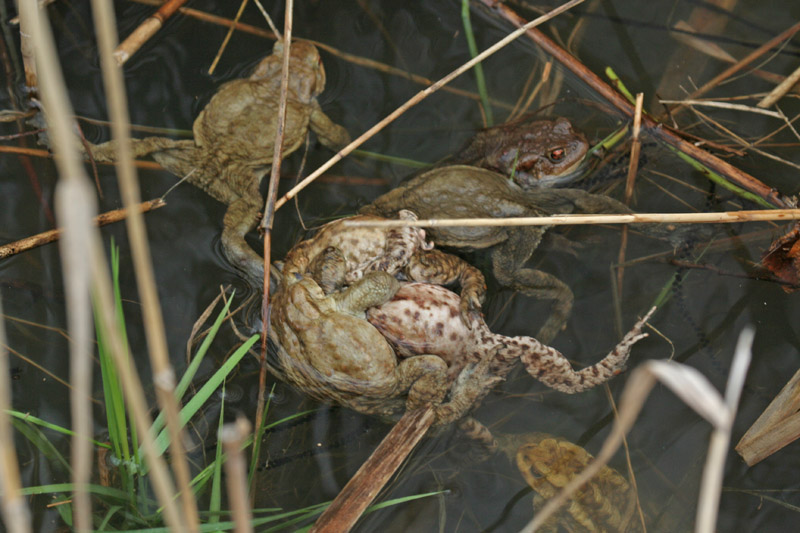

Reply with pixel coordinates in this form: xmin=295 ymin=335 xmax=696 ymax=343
xmin=519 ymin=307 xmax=656 ymax=393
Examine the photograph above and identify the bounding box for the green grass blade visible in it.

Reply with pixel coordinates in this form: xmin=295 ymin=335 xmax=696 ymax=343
xmin=6 ymin=410 xmax=111 ymax=449
xmin=10 ymin=417 xmax=71 ymax=474
xmin=148 ymin=293 xmax=236 ymax=444
xmin=462 ymin=0 xmax=493 ymax=125
xmin=208 ymin=384 xmax=226 ymax=525
xmin=150 ymin=334 xmax=259 ymax=457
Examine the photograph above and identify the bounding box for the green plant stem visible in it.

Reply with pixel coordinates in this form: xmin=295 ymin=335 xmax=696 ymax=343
xmin=461 ymin=0 xmax=493 ymax=126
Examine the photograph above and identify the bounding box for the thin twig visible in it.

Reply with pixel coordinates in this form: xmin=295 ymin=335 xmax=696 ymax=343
xmin=659 ymin=99 xmax=784 ymax=119
xmin=252 ymin=0 xmax=293 ymax=502
xmin=616 ymin=93 xmax=643 ymax=304
xmin=342 ymin=209 xmax=800 ymax=229
xmin=0 ymin=198 xmax=165 ymax=260
xmin=274 ymin=0 xmax=586 ymax=210
xmin=208 ymin=0 xmax=250 ymax=75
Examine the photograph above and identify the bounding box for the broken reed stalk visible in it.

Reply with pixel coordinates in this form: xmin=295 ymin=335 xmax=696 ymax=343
xmin=252 ymin=0 xmax=293 ymax=502
xmin=758 ymin=62 xmax=800 ymax=109
xmin=0 ymin=298 xmax=31 ymax=533
xmin=113 ymin=0 xmax=188 ymax=65
xmin=310 ymin=407 xmax=436 ymax=532
xmin=221 ymin=418 xmax=254 ymax=533
xmin=91 ymin=0 xmax=200 ymax=527
xmin=342 ymin=208 xmax=800 ymax=229
xmin=482 ymin=0 xmax=793 ymax=209
xmin=0 ymin=199 xmax=165 ymax=260
xmin=273 ymin=0 xmax=586 ymax=211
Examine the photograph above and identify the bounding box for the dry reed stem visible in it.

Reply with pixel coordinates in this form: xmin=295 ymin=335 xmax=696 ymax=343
xmin=659 ymin=99 xmax=784 ymax=119
xmin=19 ymin=1 xmax=189 ymax=529
xmin=758 ymin=63 xmax=800 ymax=108
xmin=274 ymin=0 xmax=586 ymax=211
xmin=523 ymin=328 xmax=753 ymax=533
xmin=342 ymin=208 xmax=800 ymax=229
xmin=91 ymin=0 xmax=200 ymax=527
xmin=113 ymin=0 xmax=189 ymax=65
xmin=208 ymin=0 xmax=250 ymax=75
xmin=222 ymin=418 xmax=254 ymax=533
xmin=668 ymin=20 xmax=800 ymax=118
xmin=484 ymin=0 xmax=792 ymax=209
xmin=19 ymin=4 xmax=97 ymax=529
xmin=0 ymin=199 xmax=165 ymax=260
xmin=253 ymin=0 xmax=294 ymax=503
xmin=0 ymin=298 xmax=31 ymax=533
xmin=616 ymin=93 xmax=643 ymax=306
xmin=310 ymin=407 xmax=436 ymax=532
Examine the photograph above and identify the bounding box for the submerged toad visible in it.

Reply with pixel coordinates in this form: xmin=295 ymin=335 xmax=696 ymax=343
xmin=367 ymin=282 xmax=654 ymax=392
xmin=454 ymin=117 xmax=589 ymax=189
xmin=269 ymin=246 xmax=500 ymax=424
xmin=86 ymin=40 xmax=350 ymax=283
xmin=362 ymin=165 xmax=679 ymax=343
xmin=499 ymin=432 xmax=643 ymax=533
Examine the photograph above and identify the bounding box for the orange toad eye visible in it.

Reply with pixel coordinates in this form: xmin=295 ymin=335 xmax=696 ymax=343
xmin=548 ymin=147 xmax=565 ymax=161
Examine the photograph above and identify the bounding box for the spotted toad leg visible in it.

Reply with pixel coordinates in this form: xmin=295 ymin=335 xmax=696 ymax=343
xmin=363 ymin=210 xmax=428 ymax=276
xmin=519 ymin=307 xmax=656 ymax=393
xmin=404 ymin=248 xmax=487 ymax=327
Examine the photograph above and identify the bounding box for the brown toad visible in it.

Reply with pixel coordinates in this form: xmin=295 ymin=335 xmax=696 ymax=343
xmin=366 ymin=282 xmax=654 ymax=393
xmin=282 ymin=210 xmax=486 ymax=323
xmin=269 ymin=247 xmax=500 ymax=424
xmin=500 ymin=432 xmax=643 ymax=533
xmin=362 ymin=165 xmax=680 ymax=343
xmin=86 ymin=40 xmax=350 ymax=283
xmin=454 ymin=117 xmax=589 ymax=189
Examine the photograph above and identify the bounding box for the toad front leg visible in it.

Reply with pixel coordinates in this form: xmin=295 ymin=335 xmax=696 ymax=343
xmin=491 ymin=232 xmax=573 ymax=345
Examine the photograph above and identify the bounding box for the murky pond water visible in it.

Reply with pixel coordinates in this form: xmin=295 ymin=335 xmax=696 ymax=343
xmin=2 ymin=0 xmax=800 ymax=531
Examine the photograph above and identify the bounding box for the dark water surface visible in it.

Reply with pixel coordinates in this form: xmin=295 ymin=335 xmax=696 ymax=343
xmin=2 ymin=0 xmax=800 ymax=531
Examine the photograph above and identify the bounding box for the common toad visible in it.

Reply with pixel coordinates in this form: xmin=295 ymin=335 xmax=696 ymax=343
xmin=282 ymin=210 xmax=487 ymax=323
xmin=503 ymin=432 xmax=643 ymax=532
xmin=362 ymin=164 xmax=676 ymax=343
xmin=269 ymin=246 xmax=500 ymax=425
xmin=86 ymin=40 xmax=350 ymax=283
xmin=454 ymin=117 xmax=588 ymax=189
xmin=366 ymin=282 xmax=653 ymax=393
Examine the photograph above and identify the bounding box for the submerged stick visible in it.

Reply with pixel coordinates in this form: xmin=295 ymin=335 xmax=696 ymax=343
xmin=310 ymin=408 xmax=435 ymax=533
xmin=342 ymin=208 xmax=800 ymax=229
xmin=0 ymin=198 xmax=165 ymax=260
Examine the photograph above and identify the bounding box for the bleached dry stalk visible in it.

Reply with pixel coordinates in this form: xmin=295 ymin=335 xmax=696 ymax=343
xmin=91 ymin=0 xmax=200 ymax=528
xmin=342 ymin=208 xmax=800 ymax=229
xmin=273 ymin=0 xmax=586 ymax=210
xmin=222 ymin=418 xmax=254 ymax=533
xmin=19 ymin=2 xmax=187 ymax=531
xmin=0 ymin=298 xmax=30 ymax=533
xmin=522 ymin=328 xmax=753 ymax=533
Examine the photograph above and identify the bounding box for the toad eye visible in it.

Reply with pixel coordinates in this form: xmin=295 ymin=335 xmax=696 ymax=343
xmin=548 ymin=147 xmax=566 ymax=162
